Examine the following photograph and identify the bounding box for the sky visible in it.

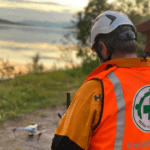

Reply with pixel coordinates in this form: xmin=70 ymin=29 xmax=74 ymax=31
xmin=0 ymin=0 xmax=90 ymax=22
xmin=0 ymin=0 xmax=114 ymax=23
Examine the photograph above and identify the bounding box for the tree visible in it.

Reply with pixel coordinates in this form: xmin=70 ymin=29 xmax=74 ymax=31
xmin=73 ymin=0 xmax=150 ymax=46
xmin=75 ymin=0 xmax=113 ymax=45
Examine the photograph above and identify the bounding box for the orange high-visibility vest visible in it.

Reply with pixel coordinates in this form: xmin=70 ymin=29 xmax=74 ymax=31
xmin=85 ymin=59 xmax=150 ymax=150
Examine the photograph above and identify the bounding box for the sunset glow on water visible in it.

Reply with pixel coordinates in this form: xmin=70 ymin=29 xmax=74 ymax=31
xmin=0 ymin=40 xmax=83 ymax=79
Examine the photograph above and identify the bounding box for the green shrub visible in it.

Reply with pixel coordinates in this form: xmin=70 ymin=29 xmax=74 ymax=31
xmin=137 ymin=43 xmax=145 ymax=58
xmin=81 ymin=57 xmax=99 ymax=75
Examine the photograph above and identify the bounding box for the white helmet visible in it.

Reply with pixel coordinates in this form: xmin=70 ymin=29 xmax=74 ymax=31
xmin=90 ymin=10 xmax=137 ymax=48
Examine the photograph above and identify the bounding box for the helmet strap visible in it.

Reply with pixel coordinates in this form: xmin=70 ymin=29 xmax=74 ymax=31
xmin=94 ymin=45 xmax=115 ymax=63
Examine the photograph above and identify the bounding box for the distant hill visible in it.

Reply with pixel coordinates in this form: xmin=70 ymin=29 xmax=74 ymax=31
xmin=21 ymin=20 xmax=75 ymax=28
xmin=0 ymin=18 xmax=28 ymax=26
xmin=0 ymin=19 xmax=76 ymax=28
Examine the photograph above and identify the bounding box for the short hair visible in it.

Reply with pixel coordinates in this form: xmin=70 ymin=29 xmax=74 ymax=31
xmin=94 ymin=25 xmax=138 ymax=55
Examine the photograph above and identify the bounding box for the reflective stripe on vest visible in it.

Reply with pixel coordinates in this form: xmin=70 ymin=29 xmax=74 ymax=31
xmin=107 ymin=72 xmax=125 ymax=149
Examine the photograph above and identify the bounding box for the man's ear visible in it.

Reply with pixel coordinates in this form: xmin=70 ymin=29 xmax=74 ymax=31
xmin=99 ymin=42 xmax=109 ymax=58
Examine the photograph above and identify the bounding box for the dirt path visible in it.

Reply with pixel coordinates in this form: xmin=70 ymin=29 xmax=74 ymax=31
xmin=0 ymin=105 xmax=67 ymax=150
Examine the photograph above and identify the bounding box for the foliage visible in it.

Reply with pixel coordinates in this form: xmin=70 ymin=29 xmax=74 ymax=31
xmin=0 ymin=52 xmax=45 ymax=83
xmin=111 ymin=0 xmax=150 ymax=24
xmin=0 ymin=58 xmax=15 ymax=80
xmin=57 ymin=44 xmax=74 ymax=65
xmin=137 ymin=32 xmax=147 ymax=46
xmin=26 ymin=52 xmax=44 ymax=74
xmin=137 ymin=43 xmax=145 ymax=58
xmin=81 ymin=56 xmax=99 ymax=74
xmin=76 ymin=46 xmax=99 ymax=74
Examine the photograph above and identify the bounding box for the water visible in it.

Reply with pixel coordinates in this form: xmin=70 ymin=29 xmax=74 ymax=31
xmin=0 ymin=24 xmax=82 ymax=79
xmin=0 ymin=24 xmax=76 ymax=43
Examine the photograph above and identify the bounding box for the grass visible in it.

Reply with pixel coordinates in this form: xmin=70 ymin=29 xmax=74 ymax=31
xmin=39 ymin=112 xmax=47 ymax=118
xmin=15 ymin=147 xmax=21 ymax=150
xmin=0 ymin=66 xmax=87 ymax=124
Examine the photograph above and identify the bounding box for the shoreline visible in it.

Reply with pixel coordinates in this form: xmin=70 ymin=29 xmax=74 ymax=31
xmin=0 ymin=59 xmax=81 ymax=81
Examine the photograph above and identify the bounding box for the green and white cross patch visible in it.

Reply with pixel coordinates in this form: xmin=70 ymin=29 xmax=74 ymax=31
xmin=132 ymin=85 xmax=150 ymax=132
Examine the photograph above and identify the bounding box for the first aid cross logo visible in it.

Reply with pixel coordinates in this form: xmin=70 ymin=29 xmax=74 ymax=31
xmin=133 ymin=85 xmax=150 ymax=132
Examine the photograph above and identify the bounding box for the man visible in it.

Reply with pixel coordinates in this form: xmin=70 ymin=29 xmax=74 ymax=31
xmin=51 ymin=10 xmax=150 ymax=150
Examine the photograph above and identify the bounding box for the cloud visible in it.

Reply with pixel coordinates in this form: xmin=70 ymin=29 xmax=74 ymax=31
xmin=4 ymin=0 xmax=66 ymax=6
xmin=0 ymin=7 xmax=74 ymax=22
xmin=0 ymin=0 xmax=80 ymax=14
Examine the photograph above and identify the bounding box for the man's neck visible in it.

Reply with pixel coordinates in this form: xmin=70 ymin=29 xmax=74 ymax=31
xmin=99 ymin=53 xmax=138 ymax=64
xmin=111 ymin=53 xmax=137 ymax=59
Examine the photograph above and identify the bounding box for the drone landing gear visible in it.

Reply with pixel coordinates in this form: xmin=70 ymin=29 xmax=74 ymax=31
xmin=37 ymin=133 xmax=42 ymax=141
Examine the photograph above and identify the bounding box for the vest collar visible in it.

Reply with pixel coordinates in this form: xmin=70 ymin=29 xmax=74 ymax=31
xmin=106 ymin=58 xmax=150 ymax=68
xmin=85 ymin=58 xmax=150 ymax=82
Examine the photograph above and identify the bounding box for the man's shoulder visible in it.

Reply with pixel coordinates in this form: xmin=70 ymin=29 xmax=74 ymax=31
xmin=75 ymin=79 xmax=103 ymax=104
xmin=81 ymin=79 xmax=102 ymax=90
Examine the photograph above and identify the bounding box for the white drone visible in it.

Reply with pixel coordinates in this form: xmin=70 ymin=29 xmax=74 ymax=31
xmin=12 ymin=124 xmax=45 ymax=141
